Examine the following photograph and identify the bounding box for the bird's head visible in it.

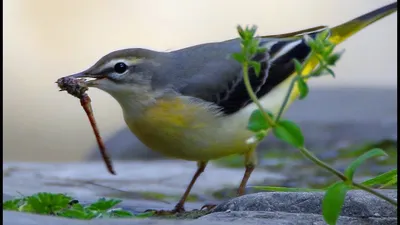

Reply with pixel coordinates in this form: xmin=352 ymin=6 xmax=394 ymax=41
xmin=69 ymin=48 xmax=166 ymax=100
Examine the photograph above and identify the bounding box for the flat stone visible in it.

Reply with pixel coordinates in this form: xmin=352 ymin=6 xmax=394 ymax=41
xmin=2 ymin=211 xmax=239 ymax=225
xmin=86 ymin=88 xmax=397 ymax=160
xmin=3 ymin=165 xmax=397 ymax=225
xmin=212 ymin=191 xmax=397 ymax=223
xmin=4 ymin=206 xmax=397 ymax=225
xmin=3 ymin=161 xmax=285 ymax=210
xmin=199 ymin=211 xmax=397 ymax=225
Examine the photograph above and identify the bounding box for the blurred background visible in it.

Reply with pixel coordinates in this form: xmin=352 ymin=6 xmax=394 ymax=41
xmin=3 ymin=0 xmax=397 ymax=162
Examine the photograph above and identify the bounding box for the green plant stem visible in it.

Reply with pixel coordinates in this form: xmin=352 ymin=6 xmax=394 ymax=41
xmin=299 ymin=146 xmax=397 ymax=206
xmin=352 ymin=182 xmax=397 ymax=206
xmin=299 ymin=147 xmax=348 ymax=181
xmin=275 ymin=76 xmax=298 ymax=122
xmin=242 ymin=62 xmax=275 ymax=127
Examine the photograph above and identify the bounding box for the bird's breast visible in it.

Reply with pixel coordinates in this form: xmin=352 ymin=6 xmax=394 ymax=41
xmin=122 ymin=96 xmax=252 ymax=161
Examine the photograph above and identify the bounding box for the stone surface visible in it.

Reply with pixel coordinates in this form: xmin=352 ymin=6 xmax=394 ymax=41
xmin=199 ymin=211 xmax=397 ymax=225
xmin=3 ymin=161 xmax=285 ymax=210
xmin=86 ymin=88 xmax=397 ymax=160
xmin=4 ymin=210 xmax=396 ymax=225
xmin=4 ymin=162 xmax=397 ymax=225
xmin=4 ymin=190 xmax=398 ymax=225
xmin=212 ymin=191 xmax=397 ymax=222
xmin=2 ymin=211 xmax=235 ymax=225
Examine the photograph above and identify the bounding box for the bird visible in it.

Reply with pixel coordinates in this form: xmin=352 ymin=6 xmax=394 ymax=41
xmin=65 ymin=2 xmax=397 ymax=213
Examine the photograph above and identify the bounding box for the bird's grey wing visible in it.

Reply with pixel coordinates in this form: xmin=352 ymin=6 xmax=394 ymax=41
xmin=176 ymin=29 xmax=325 ymax=115
xmin=175 ymin=39 xmax=271 ymax=115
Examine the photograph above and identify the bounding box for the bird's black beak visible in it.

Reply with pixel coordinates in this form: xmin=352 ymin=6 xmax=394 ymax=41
xmin=67 ymin=71 xmax=99 ymax=79
xmin=69 ymin=72 xmax=88 ymax=78
xmin=65 ymin=71 xmax=107 ymax=83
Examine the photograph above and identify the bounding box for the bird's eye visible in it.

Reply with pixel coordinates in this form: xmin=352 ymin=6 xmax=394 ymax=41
xmin=114 ymin=62 xmax=128 ymax=74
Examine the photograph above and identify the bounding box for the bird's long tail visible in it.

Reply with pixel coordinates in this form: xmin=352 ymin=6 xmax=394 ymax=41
xmin=259 ymin=2 xmax=397 ymax=112
xmin=262 ymin=2 xmax=397 ymax=44
xmin=329 ymin=2 xmax=397 ymax=45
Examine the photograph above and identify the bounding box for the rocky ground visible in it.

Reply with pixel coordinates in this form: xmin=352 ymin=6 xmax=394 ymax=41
xmin=3 ymin=190 xmax=398 ymax=225
xmin=3 ymin=160 xmax=397 ymax=225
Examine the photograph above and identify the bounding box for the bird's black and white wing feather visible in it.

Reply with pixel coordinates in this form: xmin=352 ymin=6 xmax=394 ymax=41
xmin=175 ymin=26 xmax=328 ymax=115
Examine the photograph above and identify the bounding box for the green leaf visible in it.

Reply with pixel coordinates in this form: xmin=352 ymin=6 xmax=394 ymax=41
xmin=344 ymin=148 xmax=387 ymax=182
xmin=293 ymin=59 xmax=303 ymax=74
xmin=252 ymin=186 xmax=323 ymax=192
xmin=249 ymin=25 xmax=258 ymax=37
xmin=18 ymin=202 xmax=35 ymax=213
xmin=242 ymin=39 xmax=252 ymax=48
xmin=3 ymin=199 xmax=23 ymax=211
xmin=317 ymin=29 xmax=331 ymax=41
xmin=322 ymin=44 xmax=336 ymax=57
xmin=247 ymin=109 xmax=273 ymax=132
xmin=58 ymin=204 xmax=96 ymax=220
xmin=273 ymin=120 xmax=304 ymax=148
xmin=249 ymin=41 xmax=259 ymax=54
xmin=86 ymin=198 xmax=122 ymax=211
xmin=322 ymin=182 xmax=349 ymax=225
xmin=109 ymin=209 xmax=134 ymax=218
xmin=231 ymin=53 xmax=246 ymax=63
xmin=380 ymin=174 xmax=397 ymax=188
xmin=249 ymin=61 xmax=261 ymax=76
xmin=312 ymin=40 xmax=325 ymax=54
xmin=28 ymin=193 xmax=73 ymax=214
xmin=325 ymin=67 xmax=336 ymax=77
xmin=237 ymin=26 xmax=246 ymax=39
xmin=297 ymin=77 xmax=309 ymax=100
xmin=323 ymin=39 xmax=334 ymax=48
xmin=25 ymin=195 xmax=47 ymax=214
xmin=361 ymin=169 xmax=397 ymax=187
xmin=326 ymin=52 xmax=342 ymax=65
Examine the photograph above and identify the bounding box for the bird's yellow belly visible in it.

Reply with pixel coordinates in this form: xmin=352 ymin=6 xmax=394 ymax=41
xmin=123 ymin=98 xmax=252 ymax=161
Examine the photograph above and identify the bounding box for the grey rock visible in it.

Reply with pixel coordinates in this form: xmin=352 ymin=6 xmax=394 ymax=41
xmin=4 ymin=203 xmax=397 ymax=225
xmin=199 ymin=211 xmax=397 ymax=225
xmin=212 ymin=191 xmax=397 ymax=222
xmin=3 ymin=161 xmax=285 ymax=210
xmin=3 ymin=161 xmax=397 ymax=225
xmin=86 ymin=88 xmax=397 ymax=160
xmin=2 ymin=211 xmax=237 ymax=225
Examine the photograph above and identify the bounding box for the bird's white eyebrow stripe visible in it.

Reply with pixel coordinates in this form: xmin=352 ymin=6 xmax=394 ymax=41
xmin=96 ymin=58 xmax=142 ymax=73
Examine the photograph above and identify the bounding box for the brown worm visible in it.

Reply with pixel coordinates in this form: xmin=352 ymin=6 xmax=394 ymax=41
xmin=56 ymin=77 xmax=116 ymax=175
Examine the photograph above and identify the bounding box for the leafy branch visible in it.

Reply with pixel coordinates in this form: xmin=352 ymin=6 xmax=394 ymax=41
xmin=232 ymin=25 xmax=397 ymax=225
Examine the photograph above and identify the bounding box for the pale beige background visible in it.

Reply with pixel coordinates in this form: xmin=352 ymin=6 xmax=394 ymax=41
xmin=3 ymin=0 xmax=397 ymax=162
